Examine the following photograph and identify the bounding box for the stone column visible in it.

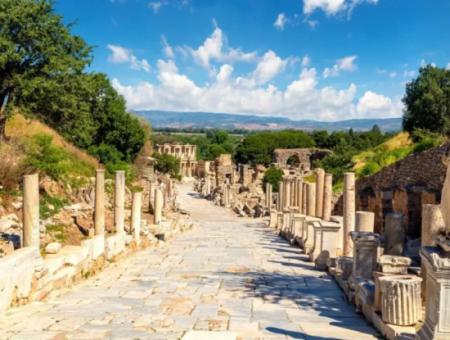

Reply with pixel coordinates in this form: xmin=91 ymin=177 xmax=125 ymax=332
xmin=278 ymin=181 xmax=284 ymax=212
xmin=284 ymin=177 xmax=291 ymax=209
xmin=148 ymin=181 xmax=154 ymax=213
xmin=385 ymin=212 xmax=405 ymax=256
xmin=131 ymin=192 xmax=142 ymax=246
xmin=297 ymin=178 xmax=303 ymax=213
xmin=154 ymin=188 xmax=163 ymax=225
xmin=355 ymin=211 xmax=375 ymax=232
xmin=23 ymin=174 xmax=40 ymax=249
xmin=349 ymin=232 xmax=380 ymax=285
xmin=265 ymin=183 xmax=272 ymax=208
xmin=302 ymin=182 xmax=307 ymax=215
xmin=239 ymin=164 xmax=249 ymax=186
xmin=306 ymin=183 xmax=316 ymax=217
xmin=114 ymin=171 xmax=125 ymax=234
xmin=379 ymin=276 xmax=422 ymax=326
xmin=422 ymin=205 xmax=444 ymax=247
xmin=343 ymin=172 xmax=356 ymax=257
xmin=322 ymin=173 xmax=333 ymax=222
xmin=269 ymin=184 xmax=273 ymax=209
xmin=316 ymin=168 xmax=325 ymax=218
xmin=94 ymin=169 xmax=105 ymax=236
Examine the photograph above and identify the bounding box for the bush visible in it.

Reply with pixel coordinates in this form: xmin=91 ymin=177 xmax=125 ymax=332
xmin=206 ymin=145 xmax=229 ymax=160
xmin=359 ymin=161 xmax=381 ymax=177
xmin=263 ymin=167 xmax=284 ymax=193
xmin=313 ymin=152 xmax=354 ymax=183
xmin=40 ymin=193 xmax=68 ymax=219
xmin=153 ymin=153 xmax=180 ymax=178
xmin=27 ymin=134 xmax=69 ymax=180
xmin=413 ymin=138 xmax=441 ymax=153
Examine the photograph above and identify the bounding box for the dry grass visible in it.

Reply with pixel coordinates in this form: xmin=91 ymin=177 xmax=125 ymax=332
xmin=6 ymin=115 xmax=100 ymax=169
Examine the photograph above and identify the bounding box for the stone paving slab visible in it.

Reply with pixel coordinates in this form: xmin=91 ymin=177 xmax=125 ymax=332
xmin=0 ymin=185 xmax=382 ymax=339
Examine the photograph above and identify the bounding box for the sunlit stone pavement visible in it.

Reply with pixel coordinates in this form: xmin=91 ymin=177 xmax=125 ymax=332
xmin=0 ymin=185 xmax=382 ymax=340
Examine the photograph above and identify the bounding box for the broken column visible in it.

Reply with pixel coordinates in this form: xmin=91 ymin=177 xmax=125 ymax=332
xmin=379 ymin=275 xmax=422 ymax=326
xmin=316 ymin=168 xmax=325 ymax=218
xmin=322 ymin=173 xmax=333 ymax=222
xmin=94 ymin=169 xmax=105 ymax=236
xmin=154 ymin=188 xmax=163 ymax=225
xmin=131 ymin=191 xmax=142 ymax=246
xmin=355 ymin=211 xmax=375 ymax=233
xmin=384 ymin=212 xmax=405 ymax=256
xmin=114 ymin=171 xmax=125 ymax=234
xmin=421 ymin=204 xmax=444 ymax=247
xmin=306 ymin=183 xmax=316 ymax=217
xmin=343 ymin=172 xmax=356 ymax=257
xmin=23 ymin=173 xmax=40 ymax=250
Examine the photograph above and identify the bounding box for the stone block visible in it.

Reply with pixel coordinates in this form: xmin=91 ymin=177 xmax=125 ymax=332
xmin=0 ymin=247 xmax=37 ymax=312
xmin=105 ymin=232 xmax=126 ymax=260
xmin=384 ymin=213 xmax=405 ymax=256
xmin=335 ymin=256 xmax=353 ymax=280
xmin=81 ymin=234 xmax=105 ymax=260
xmin=350 ymin=232 xmax=380 ymax=283
xmin=45 ymin=242 xmax=61 ymax=254
xmin=379 ymin=255 xmax=411 ymax=274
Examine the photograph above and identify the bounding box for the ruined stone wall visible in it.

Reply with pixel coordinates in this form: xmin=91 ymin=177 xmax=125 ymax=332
xmin=273 ymin=148 xmax=331 ymax=171
xmin=332 ymin=143 xmax=450 ymax=234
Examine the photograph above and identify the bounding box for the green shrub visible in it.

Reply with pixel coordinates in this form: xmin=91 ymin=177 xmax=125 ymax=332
xmin=359 ymin=161 xmax=381 ymax=177
xmin=27 ymin=134 xmax=69 ymax=180
xmin=153 ymin=153 xmax=180 ymax=178
xmin=263 ymin=167 xmax=284 ymax=193
xmin=105 ymin=162 xmax=136 ymax=182
xmin=413 ymin=138 xmax=441 ymax=153
xmin=411 ymin=128 xmax=442 ymax=144
xmin=39 ymin=193 xmax=68 ymax=219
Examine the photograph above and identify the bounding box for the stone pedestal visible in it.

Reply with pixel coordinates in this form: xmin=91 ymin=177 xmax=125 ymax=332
xmin=343 ymin=173 xmax=356 ymax=257
xmin=316 ymin=168 xmax=325 ymax=218
xmin=356 ymin=211 xmax=375 ymax=232
xmin=306 ymin=183 xmax=316 ymax=217
xmin=379 ymin=255 xmax=411 ymax=274
xmin=282 ymin=208 xmax=290 ymax=238
xmin=114 ymin=171 xmax=125 ymax=234
xmin=131 ymin=192 xmax=142 ymax=246
xmin=322 ymin=173 xmax=333 ymax=222
xmin=309 ymin=222 xmax=322 ymax=262
xmin=94 ymin=170 xmax=105 ymax=236
xmin=303 ymin=217 xmax=319 ymax=254
xmin=293 ymin=214 xmax=305 ymax=245
xmin=373 ymin=272 xmax=394 ymax=312
xmin=379 ymin=275 xmax=422 ymax=326
xmin=276 ymin=212 xmax=283 ymax=233
xmin=269 ymin=209 xmax=277 ymax=228
xmin=385 ymin=212 xmax=405 ymax=256
xmin=332 ymin=215 xmax=344 ymax=255
xmin=416 ymin=245 xmax=450 ymax=340
xmin=315 ymin=220 xmax=341 ymax=270
xmin=349 ymin=232 xmax=380 ymax=285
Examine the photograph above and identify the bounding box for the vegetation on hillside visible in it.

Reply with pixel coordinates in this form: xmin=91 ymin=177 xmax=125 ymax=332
xmin=0 ymin=0 xmax=147 ymax=180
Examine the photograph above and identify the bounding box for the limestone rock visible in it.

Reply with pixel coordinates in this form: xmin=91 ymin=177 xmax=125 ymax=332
xmin=45 ymin=242 xmax=62 ymax=254
xmin=379 ymin=255 xmax=411 ymax=274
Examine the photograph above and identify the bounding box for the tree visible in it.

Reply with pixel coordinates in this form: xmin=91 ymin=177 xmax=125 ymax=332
xmin=0 ymin=0 xmax=93 ymax=142
xmin=212 ymin=130 xmax=230 ymax=144
xmin=402 ymin=65 xmax=450 ymax=135
xmin=263 ymin=167 xmax=284 ymax=193
xmin=312 ymin=130 xmax=329 ymax=148
xmin=153 ymin=153 xmax=180 ymax=178
xmin=206 ymin=145 xmax=229 ymax=160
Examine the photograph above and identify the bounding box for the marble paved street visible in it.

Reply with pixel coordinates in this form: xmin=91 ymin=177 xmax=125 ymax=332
xmin=0 ymin=185 xmax=381 ymax=340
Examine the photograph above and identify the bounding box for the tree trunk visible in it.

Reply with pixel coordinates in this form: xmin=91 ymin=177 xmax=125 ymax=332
xmin=0 ymin=116 xmax=8 ymax=144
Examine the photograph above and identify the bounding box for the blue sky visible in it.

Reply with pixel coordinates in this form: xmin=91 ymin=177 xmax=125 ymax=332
xmin=55 ymin=0 xmax=450 ymax=121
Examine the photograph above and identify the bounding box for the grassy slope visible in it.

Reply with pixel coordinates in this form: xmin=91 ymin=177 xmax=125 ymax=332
xmin=352 ymin=132 xmax=412 ymax=172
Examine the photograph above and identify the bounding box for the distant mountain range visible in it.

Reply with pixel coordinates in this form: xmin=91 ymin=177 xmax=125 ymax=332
xmin=136 ymin=110 xmax=402 ymax=132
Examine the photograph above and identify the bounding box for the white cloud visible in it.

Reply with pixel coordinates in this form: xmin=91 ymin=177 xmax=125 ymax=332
xmin=357 ymin=91 xmax=403 ymax=119
xmin=323 ymin=55 xmax=357 ymax=78
xmin=186 ymin=25 xmax=257 ymax=69
xmin=107 ymin=45 xmax=150 ymax=72
xmin=149 ymin=2 xmax=165 ymax=13
xmin=112 ymin=57 xmax=400 ymax=121
xmin=404 ymin=70 xmax=416 ymax=78
xmin=274 ymin=13 xmax=289 ymax=30
xmin=303 ymin=0 xmax=378 ymax=18
xmin=161 ymin=35 xmax=175 ymax=58
xmin=301 ymin=55 xmax=311 ymax=67
xmin=376 ymin=68 xmax=387 ymax=74
xmin=305 ymin=20 xmax=319 ymax=28
xmin=389 ymin=72 xmax=397 ymax=78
